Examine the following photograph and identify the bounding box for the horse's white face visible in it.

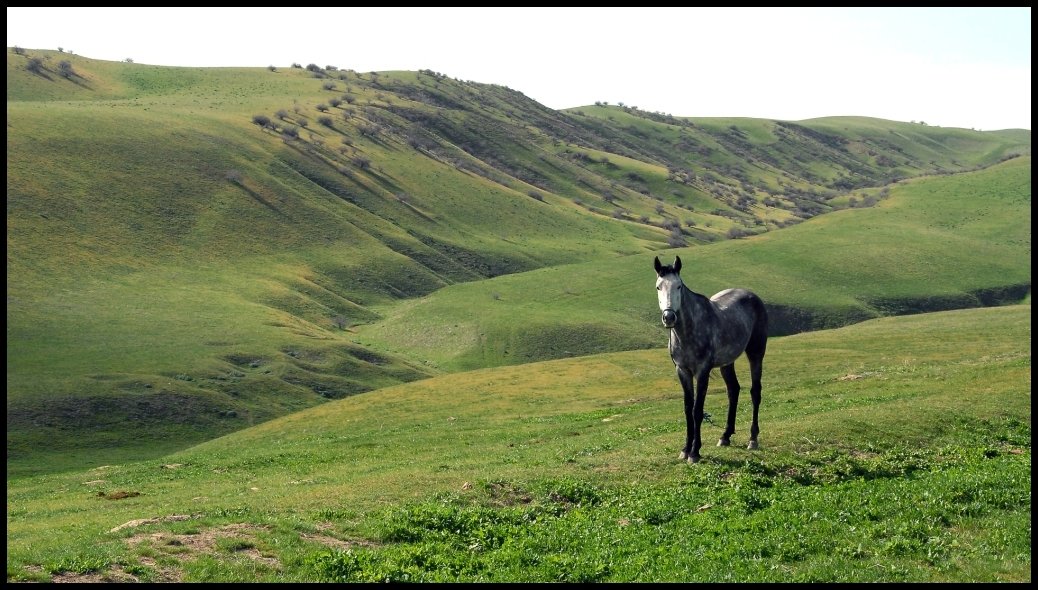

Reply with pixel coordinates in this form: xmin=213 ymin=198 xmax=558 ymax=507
xmin=656 ymin=273 xmax=683 ymax=328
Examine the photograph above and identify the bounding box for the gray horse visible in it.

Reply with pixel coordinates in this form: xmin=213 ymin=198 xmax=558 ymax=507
xmin=654 ymin=256 xmax=768 ymax=463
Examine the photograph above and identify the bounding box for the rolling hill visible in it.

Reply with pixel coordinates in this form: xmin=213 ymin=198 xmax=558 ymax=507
xmin=5 ymin=48 xmax=1031 ymax=476
xmin=5 ymin=305 xmax=1031 ymax=581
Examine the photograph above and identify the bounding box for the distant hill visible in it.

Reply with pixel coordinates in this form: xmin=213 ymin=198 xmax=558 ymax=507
xmin=6 ymin=48 xmax=1031 ymax=476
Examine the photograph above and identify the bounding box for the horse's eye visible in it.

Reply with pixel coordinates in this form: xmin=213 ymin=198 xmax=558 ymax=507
xmin=657 ymin=285 xmax=661 ymax=290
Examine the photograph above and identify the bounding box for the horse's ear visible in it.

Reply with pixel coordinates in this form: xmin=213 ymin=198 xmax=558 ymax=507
xmin=654 ymin=256 xmax=662 ymax=274
xmin=674 ymin=256 xmax=682 ymax=274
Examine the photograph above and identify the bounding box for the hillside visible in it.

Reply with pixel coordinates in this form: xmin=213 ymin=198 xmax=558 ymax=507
xmin=5 ymin=48 xmax=1031 ymax=475
xmin=5 ymin=306 xmax=1031 ymax=582
xmin=357 ymin=157 xmax=1032 ymax=371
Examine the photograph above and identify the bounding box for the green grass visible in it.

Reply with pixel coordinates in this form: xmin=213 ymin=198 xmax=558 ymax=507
xmin=5 ymin=305 xmax=1031 ymax=582
xmin=6 ymin=49 xmax=1031 ymax=478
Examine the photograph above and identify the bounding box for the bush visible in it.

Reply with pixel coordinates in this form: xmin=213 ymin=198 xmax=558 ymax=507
xmin=316 ymin=103 xmax=329 ymax=112
xmin=317 ymin=115 xmax=333 ymax=127
xmin=58 ymin=60 xmax=74 ymax=78
xmin=667 ymin=228 xmax=687 ymax=247
xmin=267 ymin=65 xmax=277 ymax=72
xmin=26 ymin=57 xmax=45 ymax=74
xmin=251 ymin=114 xmax=271 ymax=127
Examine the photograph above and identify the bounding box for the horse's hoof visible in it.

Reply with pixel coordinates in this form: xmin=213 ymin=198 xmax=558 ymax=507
xmin=687 ymin=455 xmax=701 ymax=465
xmin=747 ymin=440 xmax=759 ymax=450
xmin=717 ymin=438 xmax=730 ymax=447
xmin=679 ymin=451 xmax=689 ymax=460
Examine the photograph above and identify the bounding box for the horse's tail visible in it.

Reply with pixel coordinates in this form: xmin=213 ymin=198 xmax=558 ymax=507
xmin=746 ymin=293 xmax=768 ymax=359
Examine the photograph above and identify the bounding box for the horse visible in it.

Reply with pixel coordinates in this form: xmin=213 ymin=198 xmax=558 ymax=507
xmin=654 ymin=255 xmax=768 ymax=464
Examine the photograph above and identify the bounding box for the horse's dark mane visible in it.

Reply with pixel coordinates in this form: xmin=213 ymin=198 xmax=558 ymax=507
xmin=660 ymin=269 xmax=704 ymax=302
xmin=682 ymin=282 xmax=706 ymax=302
xmin=656 ymin=263 xmax=680 ymax=276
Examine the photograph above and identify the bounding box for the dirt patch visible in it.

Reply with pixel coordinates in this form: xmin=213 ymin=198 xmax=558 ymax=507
xmin=124 ymin=523 xmax=279 ymax=578
xmin=30 ymin=523 xmax=286 ymax=581
xmin=50 ymin=568 xmax=141 ymax=584
xmin=299 ymin=532 xmax=378 ymax=551
xmin=482 ymin=480 xmax=534 ymax=507
xmin=110 ymin=514 xmax=196 ymax=533
xmin=98 ymin=490 xmax=141 ymax=500
xmin=837 ymin=371 xmax=881 ymax=381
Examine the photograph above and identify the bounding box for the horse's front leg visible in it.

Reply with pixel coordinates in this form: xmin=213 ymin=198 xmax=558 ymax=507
xmin=676 ymin=366 xmax=696 ymax=461
xmin=688 ymin=368 xmax=711 ymax=463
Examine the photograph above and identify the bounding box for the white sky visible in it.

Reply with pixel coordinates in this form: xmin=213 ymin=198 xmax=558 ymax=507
xmin=7 ymin=7 xmax=1031 ymax=130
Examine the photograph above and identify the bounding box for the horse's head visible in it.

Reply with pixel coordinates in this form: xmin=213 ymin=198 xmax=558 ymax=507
xmin=654 ymin=255 xmax=683 ymax=328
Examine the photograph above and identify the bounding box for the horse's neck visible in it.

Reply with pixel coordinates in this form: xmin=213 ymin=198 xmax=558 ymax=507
xmin=675 ymin=286 xmax=713 ymax=332
xmin=682 ymin=286 xmax=710 ymax=315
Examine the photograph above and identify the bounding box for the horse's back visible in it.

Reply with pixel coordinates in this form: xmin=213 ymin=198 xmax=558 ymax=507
xmin=710 ymin=288 xmax=768 ymax=356
xmin=710 ymin=288 xmax=763 ymax=312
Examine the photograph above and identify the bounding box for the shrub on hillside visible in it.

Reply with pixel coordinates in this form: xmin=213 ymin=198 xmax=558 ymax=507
xmin=252 ymin=114 xmax=272 ymax=127
xmin=26 ymin=57 xmax=45 ymax=74
xmin=58 ymin=60 xmax=74 ymax=79
xmin=667 ymin=228 xmax=687 ymax=247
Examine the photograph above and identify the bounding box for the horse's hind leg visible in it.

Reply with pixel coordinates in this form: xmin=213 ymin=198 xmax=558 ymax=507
xmin=718 ymin=364 xmax=740 ymax=447
xmin=746 ymin=354 xmax=763 ymax=450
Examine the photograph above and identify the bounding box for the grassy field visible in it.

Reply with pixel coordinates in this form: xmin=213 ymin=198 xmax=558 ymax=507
xmin=6 ymin=305 xmax=1031 ymax=582
xmin=5 ymin=50 xmax=1032 ymax=574
xmin=9 ymin=49 xmax=1029 ymax=474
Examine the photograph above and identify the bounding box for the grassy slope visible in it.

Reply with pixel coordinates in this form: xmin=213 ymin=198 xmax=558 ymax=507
xmin=5 ymin=48 xmax=1031 ymax=475
xmin=356 ymin=156 xmax=1032 ymax=370
xmin=5 ymin=305 xmax=1031 ymax=582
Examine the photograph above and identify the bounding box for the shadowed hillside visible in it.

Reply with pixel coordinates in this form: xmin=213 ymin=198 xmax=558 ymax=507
xmin=6 ymin=48 xmax=1031 ymax=475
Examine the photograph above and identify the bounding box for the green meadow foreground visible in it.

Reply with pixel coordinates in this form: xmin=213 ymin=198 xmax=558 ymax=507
xmin=6 ymin=305 xmax=1030 ymax=582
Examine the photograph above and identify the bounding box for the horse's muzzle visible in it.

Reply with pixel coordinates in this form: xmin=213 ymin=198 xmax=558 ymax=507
xmin=661 ymin=309 xmax=676 ymax=328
